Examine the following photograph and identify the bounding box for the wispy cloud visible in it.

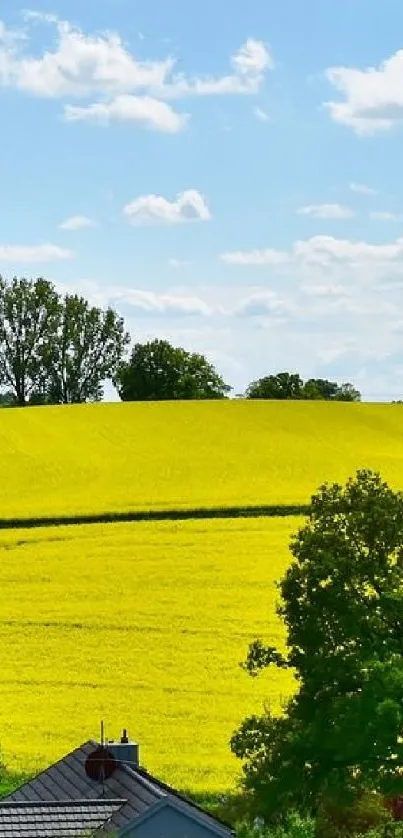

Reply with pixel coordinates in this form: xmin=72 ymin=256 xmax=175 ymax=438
xmin=112 ymin=288 xmax=212 ymax=316
xmin=168 ymin=258 xmax=192 ymax=267
xmin=221 ymin=248 xmax=288 ymax=265
xmin=254 ymin=106 xmax=269 ymax=122
xmin=297 ymin=203 xmax=354 ymax=219
xmin=123 ymin=190 xmax=211 ymax=226
xmin=59 ymin=215 xmax=97 ymax=230
xmin=0 ymin=243 xmax=74 ymax=262
xmin=370 ymin=211 xmax=403 ymax=222
xmin=220 ymin=234 xmax=403 ymax=273
xmin=349 ymin=182 xmax=376 ymax=196
xmin=64 ymin=96 xmax=188 ymax=132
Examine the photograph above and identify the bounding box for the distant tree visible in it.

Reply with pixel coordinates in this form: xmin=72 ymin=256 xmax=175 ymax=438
xmin=336 ymin=382 xmax=361 ymax=402
xmin=0 ymin=276 xmax=60 ymax=406
xmin=115 ymin=339 xmax=231 ymax=401
xmin=245 ymin=374 xmax=361 ymax=402
xmin=44 ymin=294 xmax=130 ymax=404
xmin=246 ymin=373 xmax=304 ymax=400
xmin=231 ymin=470 xmax=403 ymax=821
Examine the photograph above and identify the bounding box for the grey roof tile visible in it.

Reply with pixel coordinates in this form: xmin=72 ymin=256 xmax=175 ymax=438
xmin=0 ymin=798 xmax=124 ymax=837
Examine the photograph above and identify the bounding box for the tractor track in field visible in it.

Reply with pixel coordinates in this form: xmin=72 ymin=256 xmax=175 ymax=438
xmin=0 ymin=503 xmax=310 ymax=531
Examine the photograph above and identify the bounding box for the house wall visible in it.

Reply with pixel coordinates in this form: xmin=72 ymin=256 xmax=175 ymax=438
xmin=120 ymin=806 xmax=224 ymax=838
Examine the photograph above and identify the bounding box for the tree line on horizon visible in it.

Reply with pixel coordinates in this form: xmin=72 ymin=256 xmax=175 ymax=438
xmin=0 ymin=276 xmax=361 ymax=406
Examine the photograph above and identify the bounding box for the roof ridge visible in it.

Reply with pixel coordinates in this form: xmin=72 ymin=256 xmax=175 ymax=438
xmin=132 ymin=766 xmax=233 ymax=831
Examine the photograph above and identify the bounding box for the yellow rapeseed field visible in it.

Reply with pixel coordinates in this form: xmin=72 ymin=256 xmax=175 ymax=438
xmin=0 ymin=517 xmax=299 ymax=792
xmin=0 ymin=401 xmax=403 ymax=518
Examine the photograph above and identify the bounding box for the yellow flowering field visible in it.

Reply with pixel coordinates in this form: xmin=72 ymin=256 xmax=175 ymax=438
xmin=0 ymin=516 xmax=299 ymax=792
xmin=0 ymin=401 xmax=403 ymax=518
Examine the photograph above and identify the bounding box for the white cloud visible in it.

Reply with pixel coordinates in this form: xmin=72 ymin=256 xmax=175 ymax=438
xmin=64 ymin=95 xmax=187 ymax=132
xmin=59 ymin=215 xmax=97 ymax=230
xmin=220 ymin=234 xmax=403 ymax=273
xmin=370 ymin=211 xmax=403 ymax=222
xmin=293 ymin=234 xmax=403 ymax=264
xmin=113 ymin=288 xmax=212 ymax=316
xmin=220 ymin=248 xmax=288 ymax=265
xmin=297 ymin=203 xmax=354 ymax=219
xmin=232 ymin=39 xmax=273 ymax=75
xmin=254 ymin=106 xmax=269 ymax=122
xmin=0 ymin=16 xmax=172 ymax=98
xmin=0 ymin=16 xmax=273 ymax=130
xmin=160 ymin=38 xmax=273 ymax=98
xmin=123 ymin=189 xmax=211 ymax=226
xmin=349 ymin=182 xmax=376 ymax=196
xmin=325 ymin=50 xmax=403 ymax=134
xmin=0 ymin=243 xmax=74 ymax=262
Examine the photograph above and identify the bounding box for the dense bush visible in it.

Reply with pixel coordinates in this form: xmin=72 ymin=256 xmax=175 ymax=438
xmin=315 ymin=792 xmax=390 ymax=838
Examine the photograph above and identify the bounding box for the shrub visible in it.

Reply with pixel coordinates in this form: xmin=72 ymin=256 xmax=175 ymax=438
xmin=315 ymin=791 xmax=390 ymax=838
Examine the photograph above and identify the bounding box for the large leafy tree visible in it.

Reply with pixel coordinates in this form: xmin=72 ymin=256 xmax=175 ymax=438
xmin=115 ymin=339 xmax=231 ymax=401
xmin=0 ymin=276 xmax=60 ymax=405
xmin=231 ymin=471 xmax=403 ymax=821
xmin=44 ymin=294 xmax=130 ymax=404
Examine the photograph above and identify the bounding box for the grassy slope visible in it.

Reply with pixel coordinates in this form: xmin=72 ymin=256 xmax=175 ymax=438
xmin=1 ymin=401 xmax=403 ymax=518
xmin=0 ymin=517 xmax=298 ymax=792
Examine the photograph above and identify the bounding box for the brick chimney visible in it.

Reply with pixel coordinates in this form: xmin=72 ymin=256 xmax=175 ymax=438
xmin=107 ymin=729 xmax=139 ymax=768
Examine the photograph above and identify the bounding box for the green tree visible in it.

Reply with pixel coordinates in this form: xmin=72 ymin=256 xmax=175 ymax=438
xmin=115 ymin=339 xmax=231 ymax=401
xmin=302 ymin=379 xmax=340 ymax=400
xmin=44 ymin=294 xmax=130 ymax=404
xmin=246 ymin=373 xmax=304 ymax=400
xmin=231 ymin=471 xmax=403 ymax=821
xmin=0 ymin=276 xmax=60 ymax=405
xmin=246 ymin=375 xmax=361 ymax=402
xmin=336 ymin=382 xmax=361 ymax=402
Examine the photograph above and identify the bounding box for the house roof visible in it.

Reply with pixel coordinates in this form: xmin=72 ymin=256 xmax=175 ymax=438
xmin=0 ymin=797 xmax=125 ymax=837
xmin=4 ymin=741 xmax=233 ymax=835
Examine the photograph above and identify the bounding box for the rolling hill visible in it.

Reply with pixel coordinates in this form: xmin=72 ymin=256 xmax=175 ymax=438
xmin=0 ymin=400 xmax=402 ymax=519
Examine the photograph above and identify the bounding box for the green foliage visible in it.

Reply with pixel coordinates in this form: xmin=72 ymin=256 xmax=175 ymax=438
xmin=231 ymin=470 xmax=403 ymax=820
xmin=315 ymin=791 xmax=389 ymax=838
xmin=246 ymin=373 xmax=304 ymax=400
xmin=0 ymin=278 xmax=129 ymax=405
xmin=115 ymin=338 xmax=231 ymax=401
xmin=245 ymin=374 xmax=361 ymax=402
xmin=44 ymin=294 xmax=130 ymax=403
xmin=236 ymin=811 xmax=315 ymax=838
xmin=0 ymin=276 xmax=60 ymax=405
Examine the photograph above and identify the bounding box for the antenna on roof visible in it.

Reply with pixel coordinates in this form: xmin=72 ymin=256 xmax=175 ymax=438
xmin=84 ymin=720 xmax=116 ymax=796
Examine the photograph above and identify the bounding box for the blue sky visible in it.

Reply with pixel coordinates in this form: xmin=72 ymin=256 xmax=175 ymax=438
xmin=1 ymin=1 xmax=403 ymax=399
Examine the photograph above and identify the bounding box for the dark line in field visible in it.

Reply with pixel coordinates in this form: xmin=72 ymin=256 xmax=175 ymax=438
xmin=0 ymin=503 xmax=310 ymax=531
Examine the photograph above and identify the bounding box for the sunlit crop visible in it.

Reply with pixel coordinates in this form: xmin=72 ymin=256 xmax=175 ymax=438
xmin=0 ymin=401 xmax=403 ymax=519
xmin=0 ymin=517 xmax=300 ymax=792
